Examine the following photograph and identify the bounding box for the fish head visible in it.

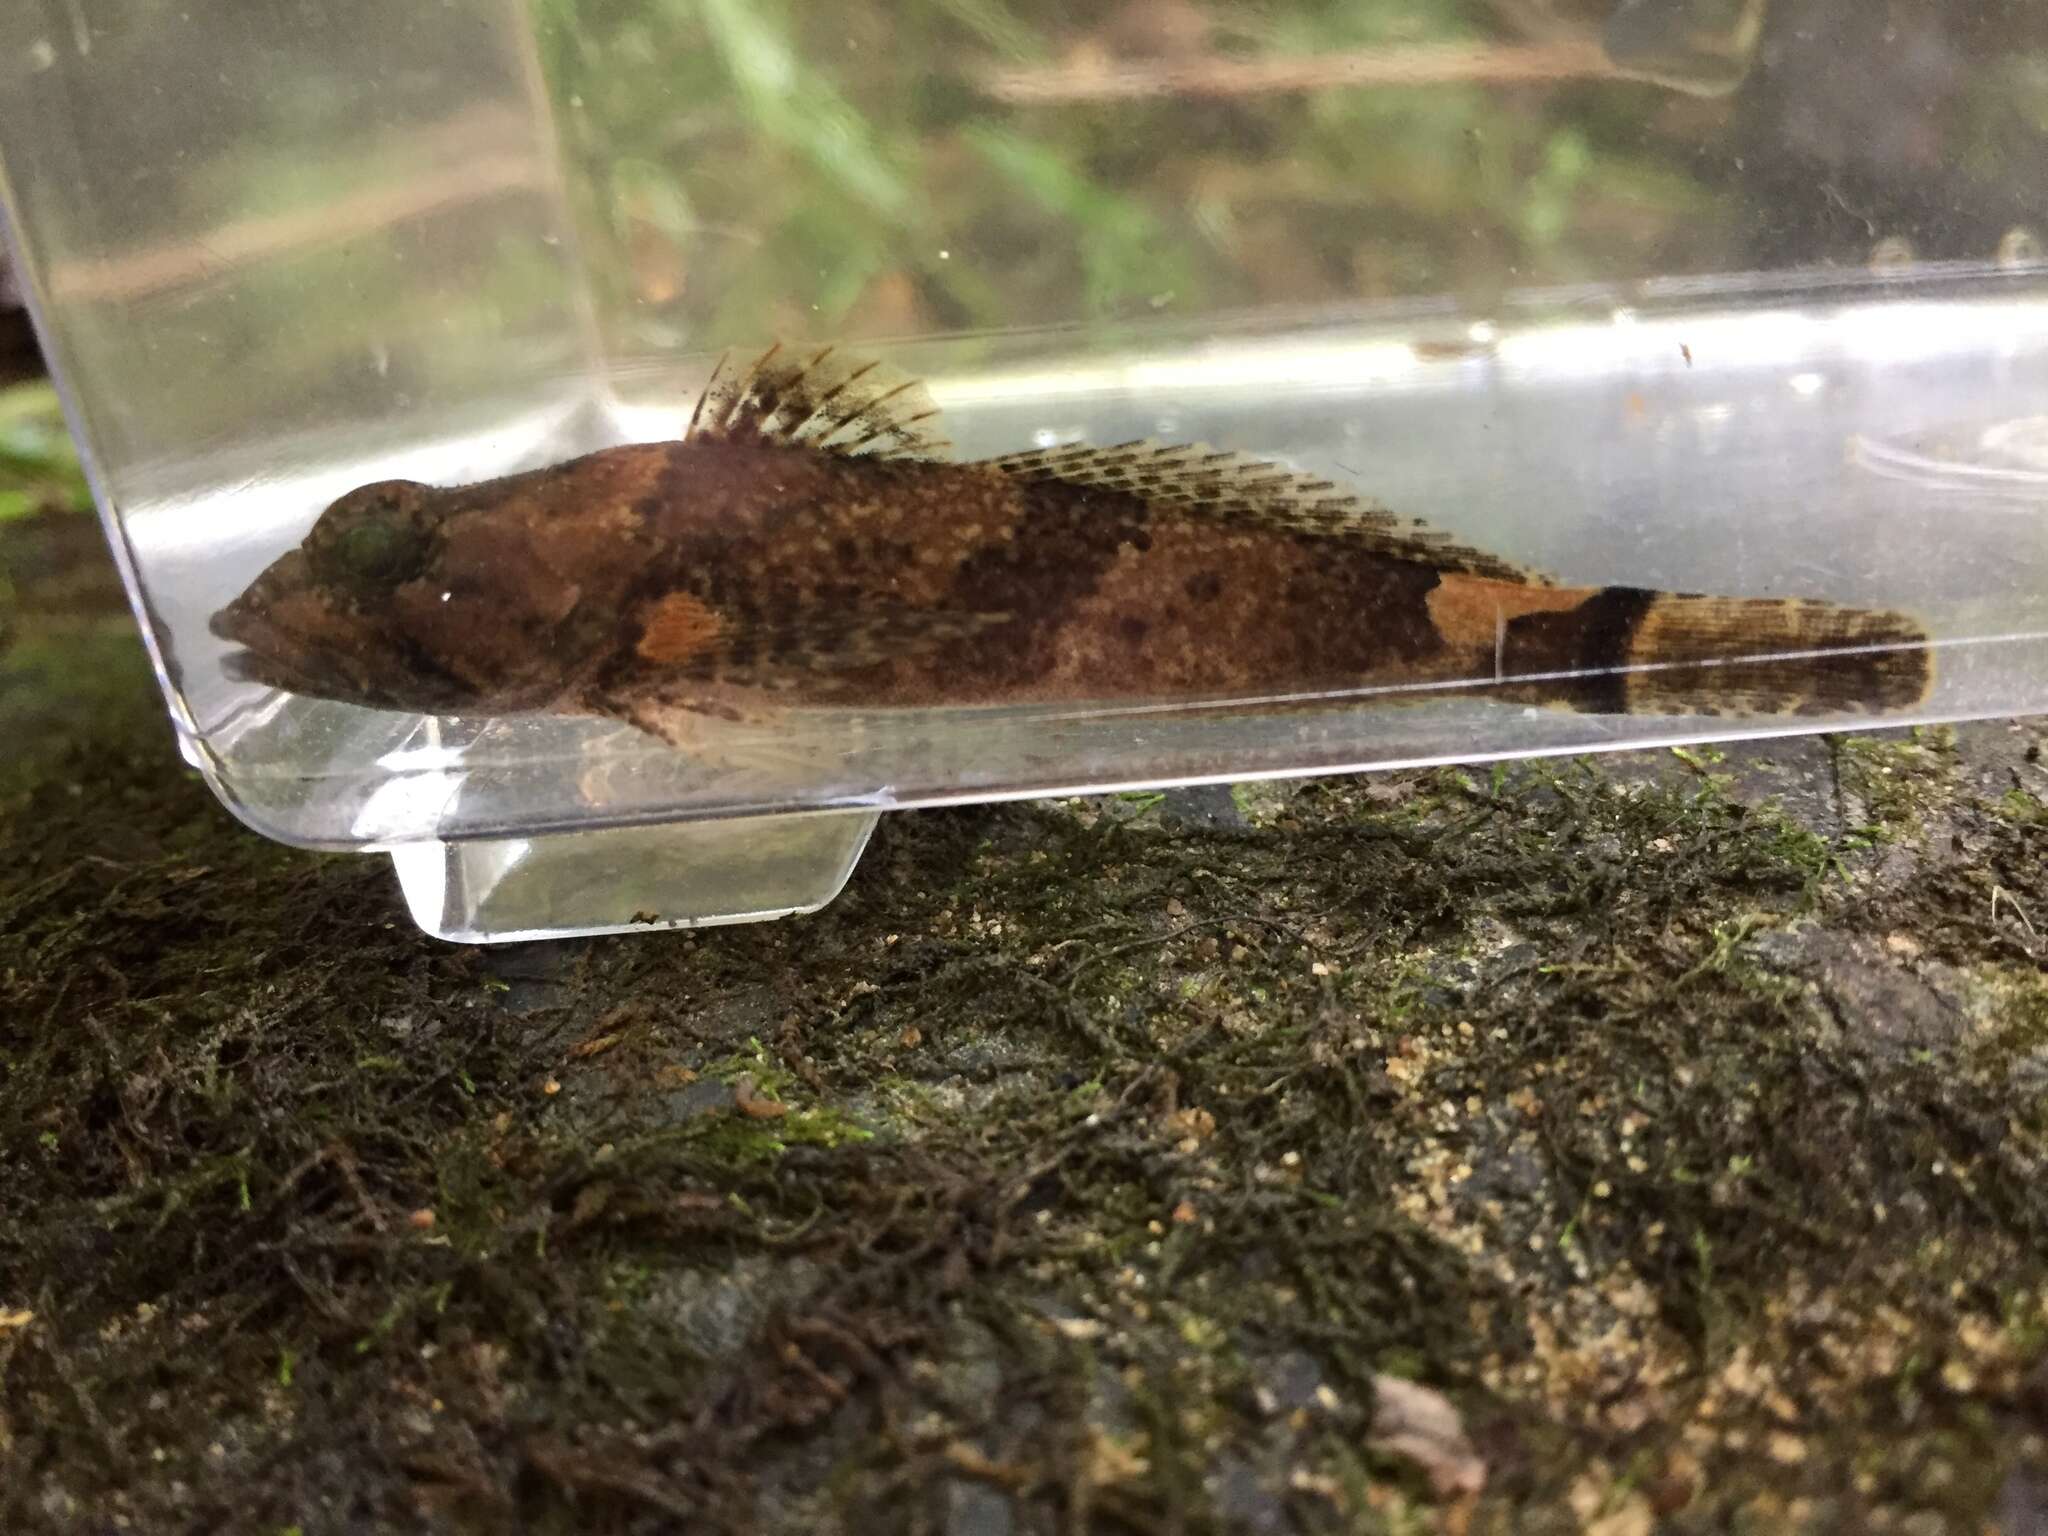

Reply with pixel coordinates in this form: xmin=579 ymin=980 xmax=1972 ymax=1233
xmin=210 ymin=478 xmax=563 ymax=716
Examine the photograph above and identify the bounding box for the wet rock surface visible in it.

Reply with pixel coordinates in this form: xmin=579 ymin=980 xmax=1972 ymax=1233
xmin=4 ymin=519 xmax=2048 ymax=1533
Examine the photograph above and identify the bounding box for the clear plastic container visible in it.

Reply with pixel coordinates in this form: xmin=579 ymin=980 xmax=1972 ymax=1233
xmin=3 ymin=0 xmax=2044 ymax=940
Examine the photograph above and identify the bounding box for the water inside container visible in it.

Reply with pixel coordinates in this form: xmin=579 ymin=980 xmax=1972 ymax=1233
xmin=149 ymin=267 xmax=2048 ymax=851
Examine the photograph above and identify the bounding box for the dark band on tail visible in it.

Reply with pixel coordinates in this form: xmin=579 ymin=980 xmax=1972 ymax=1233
xmin=1499 ymin=585 xmax=1659 ymax=712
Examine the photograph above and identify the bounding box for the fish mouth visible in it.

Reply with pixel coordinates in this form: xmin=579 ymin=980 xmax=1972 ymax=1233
xmin=209 ymin=578 xmax=488 ymax=715
xmin=210 ymin=603 xmax=271 ymax=686
xmin=210 ymin=601 xmax=286 ymax=688
xmin=208 ymin=595 xmax=263 ymax=650
xmin=210 ymin=599 xmax=357 ymax=702
xmin=210 ymin=596 xmax=463 ymax=712
xmin=216 ymin=637 xmax=332 ymax=699
xmin=217 ymin=645 xmax=288 ymax=689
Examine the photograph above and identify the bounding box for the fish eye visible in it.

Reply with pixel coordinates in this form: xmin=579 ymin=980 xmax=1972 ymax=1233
xmin=309 ymin=482 xmax=432 ymax=586
xmin=315 ymin=514 xmax=424 ymax=585
xmin=335 ymin=518 xmax=415 ymax=577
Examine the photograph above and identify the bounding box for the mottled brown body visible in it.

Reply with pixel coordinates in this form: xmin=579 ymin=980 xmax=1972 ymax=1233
xmin=604 ymin=440 xmax=1467 ymax=712
xmin=211 ymin=344 xmax=1934 ymax=744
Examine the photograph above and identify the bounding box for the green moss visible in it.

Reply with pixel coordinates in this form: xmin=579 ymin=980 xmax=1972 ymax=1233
xmin=1835 ymin=726 xmax=1962 ymax=844
xmin=679 ymin=1104 xmax=878 ymax=1169
xmin=6 ymin=521 xmax=2048 ymax=1531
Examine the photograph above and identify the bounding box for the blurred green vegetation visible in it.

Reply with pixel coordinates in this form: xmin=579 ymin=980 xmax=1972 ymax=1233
xmin=0 ymin=382 xmax=89 ymax=523
xmin=11 ymin=0 xmax=2046 ymax=454
xmin=536 ymin=0 xmax=1750 ymax=348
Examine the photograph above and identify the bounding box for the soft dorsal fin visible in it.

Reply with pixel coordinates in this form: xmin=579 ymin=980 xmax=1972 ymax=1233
xmin=685 ymin=342 xmax=951 ymax=461
xmin=989 ymin=439 xmax=1556 ymax=586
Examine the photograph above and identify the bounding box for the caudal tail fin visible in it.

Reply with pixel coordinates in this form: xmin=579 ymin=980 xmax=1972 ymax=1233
xmin=1457 ymin=579 xmax=1935 ymax=717
xmin=1616 ymin=591 xmax=1933 ymax=716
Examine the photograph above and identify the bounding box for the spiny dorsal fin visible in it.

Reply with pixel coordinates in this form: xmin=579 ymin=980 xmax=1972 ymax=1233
xmin=989 ymin=439 xmax=1556 ymax=586
xmin=634 ymin=588 xmax=1010 ymax=684
xmin=685 ymin=342 xmax=951 ymax=461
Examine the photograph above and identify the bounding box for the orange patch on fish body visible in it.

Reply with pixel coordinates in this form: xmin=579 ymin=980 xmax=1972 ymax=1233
xmin=1424 ymin=575 xmax=1593 ymax=657
xmin=636 ymin=591 xmax=725 ymax=665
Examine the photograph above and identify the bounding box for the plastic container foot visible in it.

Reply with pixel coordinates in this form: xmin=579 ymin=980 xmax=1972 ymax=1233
xmin=386 ymin=810 xmax=879 ymax=943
